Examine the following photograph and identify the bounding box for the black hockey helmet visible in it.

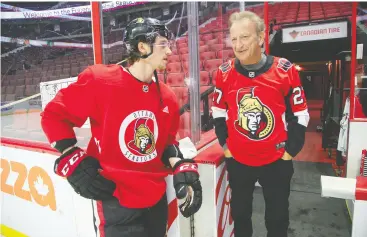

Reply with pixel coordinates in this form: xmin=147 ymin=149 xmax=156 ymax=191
xmin=123 ymin=17 xmax=173 ymax=58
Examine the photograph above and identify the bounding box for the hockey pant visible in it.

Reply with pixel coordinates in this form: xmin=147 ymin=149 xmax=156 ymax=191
xmin=92 ymin=193 xmax=168 ymax=237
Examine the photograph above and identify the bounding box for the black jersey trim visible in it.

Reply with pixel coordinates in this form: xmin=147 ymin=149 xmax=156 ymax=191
xmin=234 ymin=55 xmax=274 ymax=79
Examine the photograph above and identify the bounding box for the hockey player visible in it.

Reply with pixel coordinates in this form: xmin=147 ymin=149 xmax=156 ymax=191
xmin=41 ymin=17 xmax=202 ymax=237
xmin=212 ymin=11 xmax=309 ymax=237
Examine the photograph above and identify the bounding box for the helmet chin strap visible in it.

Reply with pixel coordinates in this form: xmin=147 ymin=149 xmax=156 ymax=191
xmin=153 ymin=69 xmax=163 ymax=107
xmin=131 ymin=44 xmax=163 ymax=107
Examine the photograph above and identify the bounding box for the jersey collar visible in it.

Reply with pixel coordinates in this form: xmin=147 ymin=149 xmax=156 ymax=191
xmin=234 ymin=55 xmax=274 ymax=79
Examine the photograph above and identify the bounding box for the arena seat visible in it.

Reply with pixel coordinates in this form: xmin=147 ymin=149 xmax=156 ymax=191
xmin=5 ymin=94 xmax=16 ymax=102
xmin=211 ymin=69 xmax=218 ymax=85
xmin=166 ymin=62 xmax=182 ymax=73
xmin=181 ymin=54 xmax=189 ymax=62
xmin=204 ymin=59 xmax=222 ymax=73
xmin=201 ymin=33 xmax=214 ymax=41
xmin=200 ymin=71 xmax=210 ymax=86
xmin=177 ymin=42 xmax=188 ymax=49
xmin=171 ymin=86 xmax=189 ymax=108
xmin=5 ymin=86 xmax=15 ymax=95
xmin=207 ymin=38 xmax=219 ymax=46
xmin=179 ymin=47 xmax=189 ymax=55
xmin=166 ymin=73 xmax=185 ymax=87
xmin=199 ymin=45 xmax=210 ymax=53
xmin=200 ymin=52 xmax=216 ymax=62
xmin=24 ymin=85 xmax=38 ymax=97
xmin=217 ymin=49 xmax=234 ymax=61
xmin=167 ymin=55 xmax=181 ymax=64
xmin=177 ymin=111 xmax=191 ymax=140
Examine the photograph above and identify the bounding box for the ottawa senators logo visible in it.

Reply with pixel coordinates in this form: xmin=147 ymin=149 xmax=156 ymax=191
xmin=234 ymin=87 xmax=274 ymax=140
xmin=119 ymin=110 xmax=158 ymax=163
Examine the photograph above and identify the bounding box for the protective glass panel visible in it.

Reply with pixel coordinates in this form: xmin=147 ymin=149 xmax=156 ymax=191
xmin=102 ymin=2 xmax=191 ymax=140
xmin=355 ymin=3 xmax=367 ymax=119
xmin=196 ymin=2 xmax=234 ymax=138
xmin=1 ymin=2 xmax=93 ymax=145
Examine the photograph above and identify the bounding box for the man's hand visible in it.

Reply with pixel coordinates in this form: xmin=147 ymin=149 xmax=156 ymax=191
xmin=281 ymin=151 xmax=293 ymax=161
xmin=172 ymin=159 xmax=202 ymax=218
xmin=54 ymin=147 xmax=116 ymax=200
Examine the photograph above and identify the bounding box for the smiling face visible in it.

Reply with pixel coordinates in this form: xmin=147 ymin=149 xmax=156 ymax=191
xmin=229 ymin=16 xmax=264 ymax=65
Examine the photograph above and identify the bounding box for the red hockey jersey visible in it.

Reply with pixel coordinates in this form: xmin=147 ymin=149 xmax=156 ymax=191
xmin=41 ymin=64 xmax=180 ymax=208
xmin=212 ymin=56 xmax=309 ymax=166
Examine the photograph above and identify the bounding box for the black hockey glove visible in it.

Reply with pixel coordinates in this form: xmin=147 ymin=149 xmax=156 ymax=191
xmin=54 ymin=147 xmax=116 ymax=200
xmin=172 ymin=159 xmax=202 ymax=218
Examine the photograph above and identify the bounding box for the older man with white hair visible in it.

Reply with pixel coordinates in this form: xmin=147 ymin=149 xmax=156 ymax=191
xmin=212 ymin=11 xmax=310 ymax=237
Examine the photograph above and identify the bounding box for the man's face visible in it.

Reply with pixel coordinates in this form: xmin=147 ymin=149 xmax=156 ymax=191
xmin=146 ymin=36 xmax=172 ymax=70
xmin=244 ymin=111 xmax=262 ymax=131
xmin=229 ymin=18 xmax=264 ymax=64
xmin=139 ymin=136 xmax=150 ymax=149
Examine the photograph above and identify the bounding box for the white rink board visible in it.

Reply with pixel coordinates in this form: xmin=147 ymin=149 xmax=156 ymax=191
xmin=1 ymin=141 xmax=233 ymax=237
xmin=1 ymin=146 xmax=94 ymax=237
xmin=0 ymin=145 xmax=182 ymax=237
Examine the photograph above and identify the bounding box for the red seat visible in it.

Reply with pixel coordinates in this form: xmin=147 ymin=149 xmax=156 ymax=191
xmin=201 ymin=33 xmax=213 ymax=41
xmin=199 ymin=45 xmax=210 ymax=53
xmin=167 ymin=55 xmax=181 ymax=64
xmin=176 ymin=37 xmax=187 ymax=44
xmin=177 ymin=42 xmax=188 ymax=49
xmin=166 ymin=63 xmax=182 ymax=73
xmin=200 ymin=52 xmax=216 ymax=62
xmin=171 ymin=87 xmax=189 ymax=108
xmin=217 ymin=50 xmax=234 ymax=60
xmin=179 ymin=47 xmax=189 ymax=55
xmin=200 ymin=71 xmax=210 ymax=86
xmin=181 ymin=54 xmax=189 ymax=62
xmin=204 ymin=59 xmax=222 ymax=73
xmin=166 ymin=73 xmax=185 ymax=87
xmin=211 ymin=69 xmax=218 ymax=85
xmin=171 ymin=48 xmax=178 ymax=55
xmin=207 ymin=38 xmax=218 ymax=46
xmin=177 ymin=112 xmax=191 ymax=140
xmin=210 ymin=44 xmax=225 ymax=51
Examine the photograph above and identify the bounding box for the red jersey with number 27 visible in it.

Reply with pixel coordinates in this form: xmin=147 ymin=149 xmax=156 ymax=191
xmin=212 ymin=56 xmax=309 ymax=166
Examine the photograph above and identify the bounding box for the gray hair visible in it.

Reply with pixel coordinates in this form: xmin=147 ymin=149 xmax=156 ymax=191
xmin=229 ymin=11 xmax=265 ymax=35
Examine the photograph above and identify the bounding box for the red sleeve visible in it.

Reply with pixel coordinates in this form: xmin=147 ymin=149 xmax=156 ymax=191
xmin=211 ymin=63 xmax=229 ymax=119
xmin=289 ymin=66 xmax=308 ymax=112
xmin=41 ymin=67 xmax=96 ymax=144
xmin=284 ymin=65 xmax=310 ymax=157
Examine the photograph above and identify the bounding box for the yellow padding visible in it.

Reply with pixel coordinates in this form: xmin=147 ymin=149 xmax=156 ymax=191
xmin=0 ymin=224 xmax=28 ymax=237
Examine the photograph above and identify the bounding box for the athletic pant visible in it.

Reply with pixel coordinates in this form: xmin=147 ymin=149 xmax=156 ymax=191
xmin=92 ymin=193 xmax=168 ymax=237
xmin=226 ymin=157 xmax=294 ymax=237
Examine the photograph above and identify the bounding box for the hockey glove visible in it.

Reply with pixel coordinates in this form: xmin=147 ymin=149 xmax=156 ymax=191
xmin=54 ymin=147 xmax=116 ymax=200
xmin=173 ymin=159 xmax=202 ymax=218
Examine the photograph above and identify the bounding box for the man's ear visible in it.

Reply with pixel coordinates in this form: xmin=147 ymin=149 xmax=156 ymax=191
xmin=258 ymin=31 xmax=265 ymax=47
xmin=138 ymin=42 xmax=149 ymax=55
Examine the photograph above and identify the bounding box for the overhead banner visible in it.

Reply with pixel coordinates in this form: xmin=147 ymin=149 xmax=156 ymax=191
xmin=0 ymin=36 xmax=124 ymax=49
xmin=0 ymin=1 xmax=144 ymax=20
xmin=282 ymin=21 xmax=348 ymax=43
xmin=0 ymin=3 xmax=90 ymax=21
